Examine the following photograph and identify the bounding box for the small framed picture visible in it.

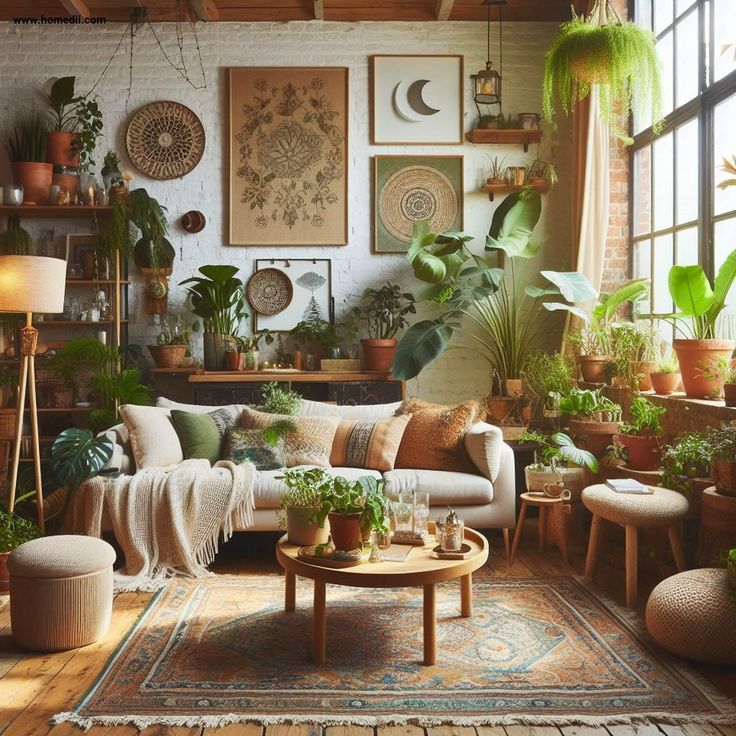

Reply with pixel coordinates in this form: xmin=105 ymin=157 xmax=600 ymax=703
xmin=66 ymin=234 xmax=96 ymax=280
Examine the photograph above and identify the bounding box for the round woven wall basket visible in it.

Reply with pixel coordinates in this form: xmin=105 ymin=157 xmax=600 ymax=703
xmin=246 ymin=269 xmax=294 ymax=315
xmin=126 ymin=101 xmax=206 ymax=180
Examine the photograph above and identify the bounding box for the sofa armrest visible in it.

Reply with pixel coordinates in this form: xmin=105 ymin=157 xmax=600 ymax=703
xmin=98 ymin=423 xmax=135 ymax=475
xmin=464 ymin=421 xmax=505 ymax=482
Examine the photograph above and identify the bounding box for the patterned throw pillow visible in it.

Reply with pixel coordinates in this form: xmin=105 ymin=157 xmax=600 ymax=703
xmin=225 ymin=428 xmax=285 ymax=471
xmin=330 ymin=414 xmax=411 ymax=471
xmin=241 ymin=407 xmax=340 ymax=467
xmin=394 ymin=398 xmax=482 ymax=473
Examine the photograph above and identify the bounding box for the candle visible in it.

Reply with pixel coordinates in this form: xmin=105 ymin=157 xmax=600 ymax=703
xmin=87 ymin=186 xmax=94 ymax=206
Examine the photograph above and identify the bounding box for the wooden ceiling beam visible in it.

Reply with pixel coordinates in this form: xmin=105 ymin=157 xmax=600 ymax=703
xmin=189 ymin=0 xmax=220 ymax=21
xmin=434 ymin=0 xmax=454 ymax=20
xmin=59 ymin=0 xmax=90 ymax=18
xmin=314 ymin=0 xmax=325 ymax=20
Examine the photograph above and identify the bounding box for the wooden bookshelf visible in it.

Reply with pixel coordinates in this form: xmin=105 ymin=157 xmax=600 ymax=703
xmin=0 ymin=205 xmax=113 ymax=219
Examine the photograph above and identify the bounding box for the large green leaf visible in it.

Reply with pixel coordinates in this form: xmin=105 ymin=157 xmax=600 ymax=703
xmin=391 ymin=320 xmax=455 ymax=380
xmin=668 ymin=265 xmax=714 ymax=317
xmin=712 ymin=248 xmax=736 ymax=320
xmin=540 ymin=271 xmax=598 ymax=304
xmin=48 ymin=76 xmax=80 ymax=106
xmin=591 ymin=279 xmax=648 ymax=325
xmin=406 ymin=222 xmax=472 ymax=285
xmin=51 ymin=429 xmax=114 ymax=487
xmin=551 ymin=432 xmax=599 ymax=473
xmin=196 ymin=264 xmax=240 ymax=285
xmin=485 ymin=189 xmax=542 ymax=258
xmin=542 ymin=302 xmax=591 ymax=322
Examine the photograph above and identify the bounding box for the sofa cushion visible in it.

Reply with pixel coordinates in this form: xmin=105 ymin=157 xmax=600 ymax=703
xmin=330 ymin=414 xmax=411 ymax=471
xmin=98 ymin=423 xmax=134 ymax=474
xmin=394 ymin=398 xmax=481 ymax=473
xmin=225 ymin=428 xmax=286 ymax=471
xmin=297 ymin=399 xmax=402 ymax=420
xmin=170 ymin=410 xmax=223 ymax=465
xmin=383 ymin=468 xmax=494 ymax=506
xmin=156 ymin=397 xmax=246 ymax=416
xmin=119 ymin=404 xmax=183 ymax=469
xmin=464 ymin=422 xmax=504 ymax=482
xmin=254 ymin=466 xmax=382 ymax=508
xmin=241 ymin=407 xmax=340 ymax=467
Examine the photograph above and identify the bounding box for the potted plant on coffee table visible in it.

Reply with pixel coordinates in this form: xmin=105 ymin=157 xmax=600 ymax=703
xmin=279 ymin=468 xmax=334 ymax=546
xmin=559 ymin=387 xmax=622 ymax=457
xmin=649 ymin=353 xmax=681 ymax=395
xmin=0 ymin=508 xmax=41 ymax=593
xmin=617 ymin=396 xmax=666 ymax=471
xmin=706 ymin=425 xmax=736 ymax=497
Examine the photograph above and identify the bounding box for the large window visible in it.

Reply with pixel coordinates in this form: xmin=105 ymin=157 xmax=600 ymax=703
xmin=631 ymin=0 xmax=736 ymax=331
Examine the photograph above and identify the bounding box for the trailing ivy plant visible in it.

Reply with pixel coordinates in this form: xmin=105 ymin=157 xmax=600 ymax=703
xmin=542 ymin=4 xmax=663 ymax=143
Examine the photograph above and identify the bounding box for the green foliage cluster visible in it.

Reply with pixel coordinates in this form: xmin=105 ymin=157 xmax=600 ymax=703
xmin=0 ymin=509 xmax=40 ymax=553
xmin=0 ymin=217 xmax=32 ymax=255
xmin=236 ymin=329 xmax=274 ymax=353
xmin=706 ymin=425 xmax=736 ymax=462
xmin=290 ymin=319 xmax=344 ymax=352
xmin=181 ymin=265 xmax=247 ymax=337
xmin=656 ymin=354 xmax=679 ymax=374
xmin=558 ymin=388 xmax=622 ymax=420
xmin=661 ymin=432 xmax=711 ymax=497
xmin=4 ymin=110 xmax=48 ymax=162
xmin=621 ymin=396 xmax=665 ymax=436
xmin=260 ymin=381 xmax=302 ymax=415
xmin=347 ymin=282 xmax=416 ymax=340
xmin=516 ymin=430 xmax=599 ymax=472
xmin=522 ymin=351 xmax=575 ymax=403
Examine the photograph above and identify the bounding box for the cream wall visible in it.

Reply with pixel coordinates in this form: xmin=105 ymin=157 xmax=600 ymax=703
xmin=0 ymin=19 xmax=572 ymax=403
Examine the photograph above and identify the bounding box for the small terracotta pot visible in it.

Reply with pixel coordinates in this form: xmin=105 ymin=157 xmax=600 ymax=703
xmin=286 ymin=506 xmax=329 ymax=546
xmin=630 ymin=361 xmax=656 ymax=392
xmin=673 ymin=339 xmax=735 ymax=399
xmin=568 ymin=418 xmax=620 ymax=458
xmin=618 ymin=433 xmax=663 ymax=471
xmin=485 ymin=395 xmax=517 ymax=424
xmin=712 ymin=459 xmax=736 ymax=497
xmin=47 ymin=131 xmax=80 ymax=168
xmin=10 ymin=162 xmax=53 ymax=205
xmin=725 ymin=383 xmax=736 ymax=408
xmin=579 ymin=355 xmax=612 ymax=384
xmin=649 ymin=372 xmax=681 ymax=395
xmin=327 ymin=511 xmax=363 ymax=552
xmin=361 ymin=338 xmax=397 ymax=372
xmin=224 ymin=350 xmax=242 ymax=371
xmin=0 ymin=551 xmax=9 ymax=594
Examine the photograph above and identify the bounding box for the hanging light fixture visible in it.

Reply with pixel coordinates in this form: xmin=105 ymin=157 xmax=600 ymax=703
xmin=471 ymin=0 xmax=506 ymax=128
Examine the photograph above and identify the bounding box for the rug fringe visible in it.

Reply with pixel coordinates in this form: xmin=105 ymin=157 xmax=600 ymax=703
xmin=51 ymin=710 xmax=736 ymax=730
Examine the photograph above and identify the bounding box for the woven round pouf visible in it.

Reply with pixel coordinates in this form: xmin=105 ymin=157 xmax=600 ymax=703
xmin=645 ymin=568 xmax=736 ymax=665
xmin=8 ymin=535 xmax=116 ymax=651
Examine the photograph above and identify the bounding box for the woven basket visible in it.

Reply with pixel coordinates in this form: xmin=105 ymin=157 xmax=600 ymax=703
xmin=569 ymin=47 xmax=611 ymax=84
xmin=148 ymin=344 xmax=187 ymax=369
xmin=0 ymin=410 xmax=16 ymax=440
xmin=320 ymin=358 xmax=361 ymax=373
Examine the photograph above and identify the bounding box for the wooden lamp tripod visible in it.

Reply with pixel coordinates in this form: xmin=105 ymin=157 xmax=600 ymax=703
xmin=0 ymin=256 xmax=67 ymax=533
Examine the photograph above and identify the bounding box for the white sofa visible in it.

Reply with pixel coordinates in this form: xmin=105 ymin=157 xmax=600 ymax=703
xmin=101 ymin=397 xmax=517 ymax=534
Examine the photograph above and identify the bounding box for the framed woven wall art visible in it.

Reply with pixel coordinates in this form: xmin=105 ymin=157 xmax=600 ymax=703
xmin=228 ymin=67 xmax=349 ymax=246
xmin=373 ymin=155 xmax=464 ymax=253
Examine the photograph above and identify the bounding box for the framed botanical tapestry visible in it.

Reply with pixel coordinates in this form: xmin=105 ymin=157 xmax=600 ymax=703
xmin=373 ymin=155 xmax=464 ymax=253
xmin=370 ymin=55 xmax=463 ymax=145
xmin=228 ymin=67 xmax=349 ymax=246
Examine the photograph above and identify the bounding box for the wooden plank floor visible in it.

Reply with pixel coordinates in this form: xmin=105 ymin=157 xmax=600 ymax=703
xmin=0 ymin=522 xmax=734 ymax=736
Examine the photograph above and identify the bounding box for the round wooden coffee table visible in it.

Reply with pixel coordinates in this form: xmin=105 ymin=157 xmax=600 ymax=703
xmin=275 ymin=526 xmax=489 ymax=666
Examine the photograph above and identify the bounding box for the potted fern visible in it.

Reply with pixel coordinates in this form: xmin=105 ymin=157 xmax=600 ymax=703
xmin=649 ymin=354 xmax=681 ymax=395
xmin=542 ymin=3 xmax=662 ymax=144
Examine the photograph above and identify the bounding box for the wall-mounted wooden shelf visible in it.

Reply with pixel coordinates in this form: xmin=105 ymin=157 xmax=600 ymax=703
xmin=66 ymin=279 xmax=131 ymax=285
xmin=465 ymin=128 xmax=542 ymax=151
xmin=480 ymin=181 xmax=550 ymax=201
xmin=0 ymin=205 xmax=113 ymax=218
xmin=33 ymin=320 xmax=129 ymax=327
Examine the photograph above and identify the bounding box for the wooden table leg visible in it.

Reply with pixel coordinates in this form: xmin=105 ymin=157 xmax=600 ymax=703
xmin=668 ymin=525 xmax=687 ymax=572
xmin=584 ymin=514 xmax=602 ymax=581
xmin=423 ymin=583 xmax=436 ymax=666
xmin=556 ymin=505 xmax=570 ymax=564
xmin=502 ymin=528 xmax=510 ymax=561
xmin=538 ymin=505 xmax=547 ymax=551
xmin=284 ymin=570 xmax=296 ymax=612
xmin=625 ymin=525 xmax=638 ymax=608
xmin=509 ymin=501 xmax=528 ymax=566
xmin=460 ymin=573 xmax=472 ymax=618
xmin=313 ymin=579 xmax=326 ymax=665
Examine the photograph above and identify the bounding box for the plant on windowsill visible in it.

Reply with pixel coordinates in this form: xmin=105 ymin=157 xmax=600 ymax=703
xmin=617 ymin=396 xmax=665 ymax=471
xmin=649 ymin=353 xmax=681 ymax=395
xmin=660 ymin=431 xmax=711 ymax=499
xmin=558 ymin=387 xmax=622 ymax=457
xmin=706 ymin=425 xmax=736 ymax=497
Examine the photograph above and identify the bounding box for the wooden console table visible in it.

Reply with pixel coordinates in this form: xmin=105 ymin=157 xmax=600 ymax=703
xmin=187 ymin=371 xmax=405 ymax=407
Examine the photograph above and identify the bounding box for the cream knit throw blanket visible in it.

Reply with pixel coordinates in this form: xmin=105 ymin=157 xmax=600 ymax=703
xmin=65 ymin=459 xmax=255 ymax=592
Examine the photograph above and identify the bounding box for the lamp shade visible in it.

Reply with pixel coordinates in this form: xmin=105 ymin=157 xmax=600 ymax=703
xmin=0 ymin=255 xmax=66 ymax=314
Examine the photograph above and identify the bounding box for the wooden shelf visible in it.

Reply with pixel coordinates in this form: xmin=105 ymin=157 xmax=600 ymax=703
xmin=34 ymin=320 xmax=129 ymax=327
xmin=190 ymin=370 xmax=400 ymax=384
xmin=465 ymin=128 xmax=542 ymax=151
xmin=66 ymin=279 xmax=131 ymax=285
xmin=149 ymin=367 xmax=199 ymax=374
xmin=0 ymin=205 xmax=113 ymax=218
xmin=480 ymin=181 xmax=550 ymax=201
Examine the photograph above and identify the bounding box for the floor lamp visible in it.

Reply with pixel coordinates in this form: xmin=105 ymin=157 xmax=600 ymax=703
xmin=0 ymin=256 xmax=66 ymax=533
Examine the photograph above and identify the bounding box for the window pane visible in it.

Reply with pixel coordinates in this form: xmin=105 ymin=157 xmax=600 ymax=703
xmin=658 ymin=30 xmax=675 ymax=117
xmin=637 ymin=0 xmax=653 ymax=30
xmin=633 ymin=239 xmax=652 ymax=311
xmin=714 ymin=217 xmax=736 ymax=279
xmin=653 ymin=131 xmax=674 ymax=230
xmin=676 ymin=118 xmax=698 ymax=224
xmin=714 ymin=92 xmax=736 ymax=217
xmin=654 ymin=0 xmax=674 ymax=34
xmin=714 ymin=0 xmax=736 ymax=83
xmin=675 ymin=10 xmax=699 ymax=107
xmin=634 ymin=146 xmax=652 ymax=236
xmin=653 ymin=234 xmax=674 ymax=314
xmin=676 ymin=0 xmax=696 ymax=15
xmin=676 ymin=226 xmax=698 ymax=265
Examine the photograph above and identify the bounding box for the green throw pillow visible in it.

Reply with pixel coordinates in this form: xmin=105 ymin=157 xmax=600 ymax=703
xmin=170 ymin=410 xmax=223 ymax=465
xmin=225 ymin=428 xmax=285 ymax=471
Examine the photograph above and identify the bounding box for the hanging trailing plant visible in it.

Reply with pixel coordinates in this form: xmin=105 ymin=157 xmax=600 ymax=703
xmin=542 ymin=2 xmax=663 ymax=144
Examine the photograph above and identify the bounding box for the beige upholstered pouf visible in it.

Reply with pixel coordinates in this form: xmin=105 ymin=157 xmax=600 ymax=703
xmin=645 ymin=568 xmax=736 ymax=665
xmin=8 ymin=535 xmax=116 ymax=651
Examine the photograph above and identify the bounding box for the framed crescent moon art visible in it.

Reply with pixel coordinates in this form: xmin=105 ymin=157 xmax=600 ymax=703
xmin=370 ymin=55 xmax=463 ymax=145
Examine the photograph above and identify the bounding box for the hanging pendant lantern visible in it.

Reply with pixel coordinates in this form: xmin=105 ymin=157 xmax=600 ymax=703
xmin=471 ymin=0 xmax=506 ymax=128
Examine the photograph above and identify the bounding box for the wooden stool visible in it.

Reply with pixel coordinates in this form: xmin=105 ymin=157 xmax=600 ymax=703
xmin=509 ymin=492 xmax=570 ymax=565
xmin=582 ymin=483 xmax=689 ymax=608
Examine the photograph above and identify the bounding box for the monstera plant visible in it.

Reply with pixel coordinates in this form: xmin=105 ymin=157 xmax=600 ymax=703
xmin=390 ymin=189 xmax=598 ymax=390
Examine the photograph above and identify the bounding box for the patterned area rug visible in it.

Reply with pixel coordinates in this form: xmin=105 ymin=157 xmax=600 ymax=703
xmin=55 ymin=575 xmax=736 ymax=730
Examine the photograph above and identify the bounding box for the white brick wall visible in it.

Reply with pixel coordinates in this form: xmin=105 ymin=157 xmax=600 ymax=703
xmin=0 ymin=19 xmax=572 ymax=403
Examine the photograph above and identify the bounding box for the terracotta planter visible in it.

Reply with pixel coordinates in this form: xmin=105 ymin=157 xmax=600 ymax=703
xmin=361 ymin=338 xmax=397 ymax=372
xmin=286 ymin=506 xmax=329 ymax=546
xmin=725 ymin=383 xmax=736 ymax=408
xmin=618 ymin=433 xmax=663 ymax=471
xmin=485 ymin=395 xmax=517 ymax=424
xmin=52 ymin=167 xmax=80 ymax=198
xmin=0 ymin=551 xmax=8 ymax=594
xmin=712 ymin=459 xmax=736 ymax=497
xmin=630 ymin=361 xmax=656 ymax=392
xmin=504 ymin=378 xmax=523 ymax=397
xmin=224 ymin=350 xmax=242 ymax=371
xmin=47 ymin=131 xmax=80 ymax=168
xmin=327 ymin=511 xmax=363 ymax=552
xmin=579 ymin=355 xmax=612 ymax=383
xmin=147 ymin=344 xmax=187 ymax=369
xmin=649 ymin=371 xmax=681 ymax=395
xmin=10 ymin=162 xmax=53 ymax=205
xmin=673 ymin=339 xmax=735 ymax=399
xmin=568 ymin=417 xmax=620 ymax=458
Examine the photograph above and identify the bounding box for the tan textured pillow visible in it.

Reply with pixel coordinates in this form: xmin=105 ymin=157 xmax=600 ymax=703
xmin=241 ymin=407 xmax=340 ymax=467
xmin=330 ymin=414 xmax=411 ymax=471
xmin=394 ymin=398 xmax=481 ymax=473
xmin=119 ymin=404 xmax=183 ymax=469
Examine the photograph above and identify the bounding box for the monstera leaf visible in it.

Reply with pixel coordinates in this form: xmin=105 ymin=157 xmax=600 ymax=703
xmin=551 ymin=432 xmax=599 ymax=473
xmin=407 ymin=221 xmax=473 ymax=285
xmin=485 ymin=189 xmax=543 ymax=258
xmin=51 ymin=429 xmax=114 ymax=487
xmin=390 ymin=319 xmax=456 ymax=380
